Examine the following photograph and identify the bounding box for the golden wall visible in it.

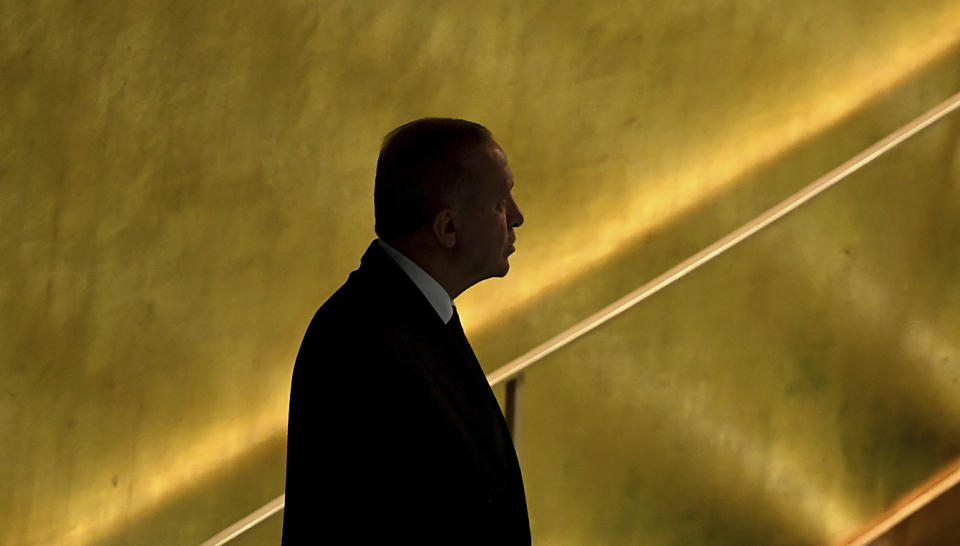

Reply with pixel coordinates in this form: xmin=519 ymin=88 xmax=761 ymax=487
xmin=519 ymin=113 xmax=960 ymax=544
xmin=2 ymin=1 xmax=960 ymax=544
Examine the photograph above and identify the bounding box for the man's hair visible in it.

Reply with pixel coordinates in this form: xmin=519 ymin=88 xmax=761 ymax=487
xmin=374 ymin=117 xmax=493 ymax=242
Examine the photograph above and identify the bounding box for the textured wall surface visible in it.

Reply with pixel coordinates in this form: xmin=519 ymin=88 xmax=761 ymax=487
xmin=520 ymin=116 xmax=960 ymax=545
xmin=2 ymin=1 xmax=960 ymax=544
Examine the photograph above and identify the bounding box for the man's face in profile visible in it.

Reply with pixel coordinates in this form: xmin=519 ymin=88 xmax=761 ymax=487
xmin=456 ymin=140 xmax=524 ymax=282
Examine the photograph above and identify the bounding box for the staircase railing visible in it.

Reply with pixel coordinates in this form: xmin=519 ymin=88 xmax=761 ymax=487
xmin=200 ymin=89 xmax=960 ymax=546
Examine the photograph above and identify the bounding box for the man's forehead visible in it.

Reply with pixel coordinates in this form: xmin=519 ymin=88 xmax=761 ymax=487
xmin=460 ymin=140 xmax=503 ymax=162
xmin=490 ymin=143 xmax=507 ymax=162
xmin=495 ymin=147 xmax=514 ymax=189
xmin=451 ymin=143 xmax=510 ymax=202
xmin=488 ymin=148 xmax=513 ymax=191
xmin=459 ymin=141 xmax=508 ymax=173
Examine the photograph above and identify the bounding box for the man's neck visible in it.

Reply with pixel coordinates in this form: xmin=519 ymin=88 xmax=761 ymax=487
xmin=386 ymin=237 xmax=469 ymax=300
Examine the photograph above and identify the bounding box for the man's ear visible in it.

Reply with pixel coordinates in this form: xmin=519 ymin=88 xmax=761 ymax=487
xmin=432 ymin=207 xmax=457 ymax=249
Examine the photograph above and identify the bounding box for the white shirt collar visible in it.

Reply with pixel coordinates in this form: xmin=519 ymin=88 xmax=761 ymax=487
xmin=376 ymin=239 xmax=455 ymax=324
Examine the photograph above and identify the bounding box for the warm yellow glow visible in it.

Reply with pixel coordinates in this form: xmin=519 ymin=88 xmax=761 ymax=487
xmin=672 ymin=394 xmax=863 ymax=542
xmin=789 ymin=204 xmax=960 ymax=423
xmin=486 ymin=89 xmax=960 ymax=387
xmin=203 ymin=88 xmax=960 ymax=543
xmin=62 ymin=401 xmax=288 ymax=546
xmin=197 ymin=29 xmax=960 ymax=546
xmin=459 ymin=30 xmax=960 ymax=338
xmin=37 ymin=9 xmax=960 ymax=545
xmin=774 ymin=195 xmax=960 ymax=544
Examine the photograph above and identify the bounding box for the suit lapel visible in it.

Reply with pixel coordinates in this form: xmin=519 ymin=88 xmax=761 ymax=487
xmin=356 ymin=241 xmax=512 ymax=473
xmin=357 ymin=243 xmax=494 ymax=438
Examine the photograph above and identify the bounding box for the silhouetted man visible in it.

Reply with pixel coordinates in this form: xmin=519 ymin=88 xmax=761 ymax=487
xmin=282 ymin=118 xmax=529 ymax=544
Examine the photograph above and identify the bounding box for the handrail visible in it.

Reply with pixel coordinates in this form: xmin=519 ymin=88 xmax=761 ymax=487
xmin=486 ymin=89 xmax=960 ymax=388
xmin=199 ymin=494 xmax=285 ymax=546
xmin=200 ymin=89 xmax=960 ymax=545
xmin=840 ymin=459 xmax=960 ymax=545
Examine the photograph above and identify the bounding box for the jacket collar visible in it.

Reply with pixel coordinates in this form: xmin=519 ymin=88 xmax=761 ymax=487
xmin=374 ymin=239 xmax=454 ymax=324
xmin=356 ymin=240 xmax=447 ymax=330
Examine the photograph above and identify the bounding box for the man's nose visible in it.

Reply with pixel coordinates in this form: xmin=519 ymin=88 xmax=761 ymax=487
xmin=509 ymin=198 xmax=524 ymax=228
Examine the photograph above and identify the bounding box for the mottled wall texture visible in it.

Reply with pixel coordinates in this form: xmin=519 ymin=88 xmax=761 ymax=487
xmin=2 ymin=1 xmax=960 ymax=544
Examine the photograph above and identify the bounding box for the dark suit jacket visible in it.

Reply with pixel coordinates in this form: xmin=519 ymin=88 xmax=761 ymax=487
xmin=282 ymin=241 xmax=530 ymax=544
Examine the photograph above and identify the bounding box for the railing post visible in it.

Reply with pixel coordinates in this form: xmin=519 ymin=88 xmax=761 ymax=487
xmin=504 ymin=373 xmax=523 ymax=459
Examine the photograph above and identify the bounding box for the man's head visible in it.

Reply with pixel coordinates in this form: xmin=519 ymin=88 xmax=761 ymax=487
xmin=374 ymin=118 xmax=524 ymax=298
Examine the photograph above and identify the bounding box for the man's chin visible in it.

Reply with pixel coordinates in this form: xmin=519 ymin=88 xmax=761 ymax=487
xmin=479 ymin=262 xmax=510 ymax=281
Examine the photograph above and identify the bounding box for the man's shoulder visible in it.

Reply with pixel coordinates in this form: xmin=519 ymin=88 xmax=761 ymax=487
xmin=303 ymin=269 xmax=416 ymax=340
xmin=311 ymin=253 xmax=435 ymax=329
xmin=295 ymin=241 xmax=444 ymax=363
xmin=315 ymin=270 xmax=364 ymax=314
xmin=294 ymin=272 xmax=438 ymax=389
xmin=302 ymin=273 xmax=373 ymax=339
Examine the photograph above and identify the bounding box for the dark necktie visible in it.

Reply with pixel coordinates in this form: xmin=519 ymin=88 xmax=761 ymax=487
xmin=446 ymin=308 xmax=492 ymax=388
xmin=446 ymin=308 xmax=472 ymax=359
xmin=446 ymin=307 xmax=527 ymax=524
xmin=445 ymin=307 xmax=512 ymax=457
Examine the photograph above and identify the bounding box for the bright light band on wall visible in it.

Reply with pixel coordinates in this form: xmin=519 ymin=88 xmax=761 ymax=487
xmin=202 ymin=89 xmax=960 ymax=546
